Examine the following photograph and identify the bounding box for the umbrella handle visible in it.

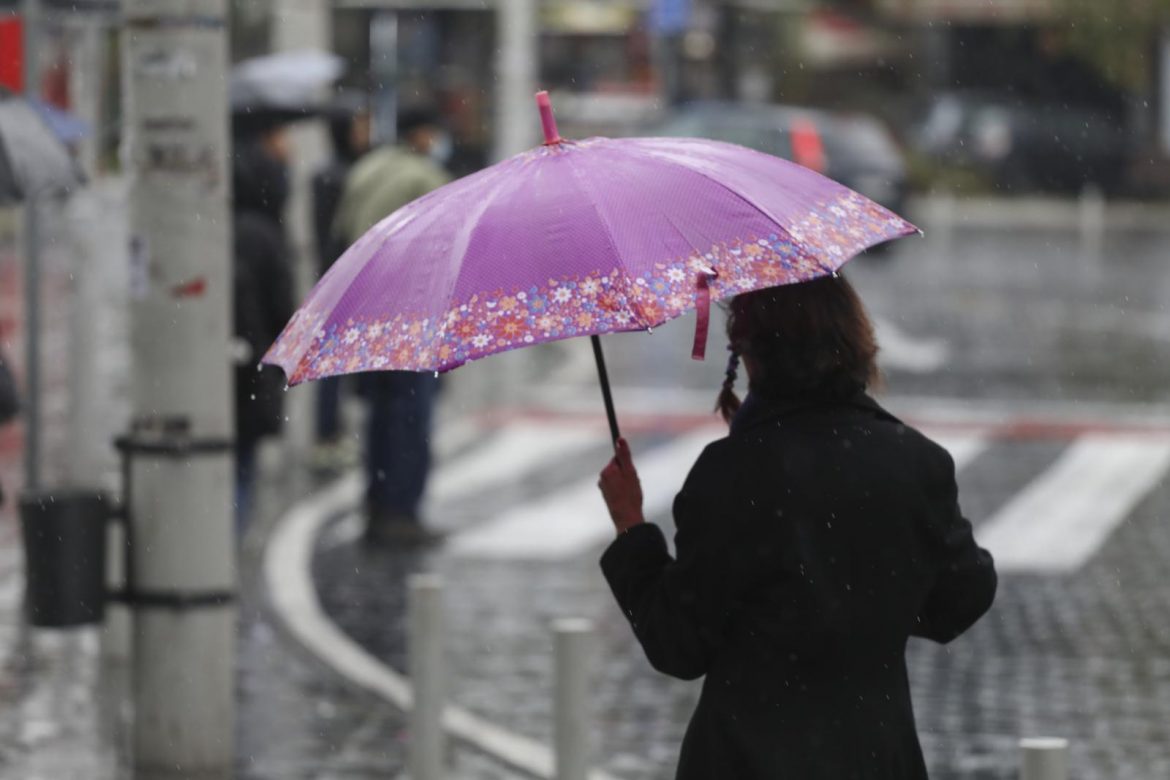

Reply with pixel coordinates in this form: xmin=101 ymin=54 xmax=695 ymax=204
xmin=590 ymin=336 xmax=621 ymax=448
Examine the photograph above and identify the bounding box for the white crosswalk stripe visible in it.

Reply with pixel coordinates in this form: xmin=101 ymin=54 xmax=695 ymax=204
xmin=445 ymin=426 xmax=990 ymax=561
xmin=927 ymin=430 xmax=989 ymax=472
xmin=430 ymin=422 xmax=605 ymax=504
xmin=446 ymin=426 xmax=723 ymax=559
xmin=975 ymin=434 xmax=1170 ymax=573
xmin=320 ymin=422 xmax=608 ymax=550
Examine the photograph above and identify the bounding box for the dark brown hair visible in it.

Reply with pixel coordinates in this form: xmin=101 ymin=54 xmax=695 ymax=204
xmin=716 ymin=273 xmax=880 ymax=423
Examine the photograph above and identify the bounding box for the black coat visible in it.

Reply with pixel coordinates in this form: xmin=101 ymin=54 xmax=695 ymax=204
xmin=232 ymin=139 xmax=294 ymax=446
xmin=601 ymin=393 xmax=997 ymax=780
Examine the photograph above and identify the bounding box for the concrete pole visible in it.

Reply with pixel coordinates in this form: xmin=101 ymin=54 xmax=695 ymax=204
xmin=21 ymin=0 xmax=43 ymax=492
xmin=121 ymin=0 xmax=236 ymax=771
xmin=553 ymin=618 xmax=593 ymax=780
xmin=494 ymin=0 xmax=539 ymax=161
xmin=1160 ymin=31 xmax=1170 ymax=156
xmin=408 ymin=574 xmax=445 ymax=780
xmin=63 ymin=17 xmax=104 ymax=177
xmin=1020 ymin=737 xmax=1069 ymax=780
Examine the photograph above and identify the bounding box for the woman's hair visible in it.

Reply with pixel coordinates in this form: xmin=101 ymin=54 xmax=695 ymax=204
xmin=716 ymin=273 xmax=880 ymax=423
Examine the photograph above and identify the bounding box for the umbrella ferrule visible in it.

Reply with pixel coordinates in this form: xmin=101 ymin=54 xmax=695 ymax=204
xmin=535 ymin=91 xmax=563 ymax=146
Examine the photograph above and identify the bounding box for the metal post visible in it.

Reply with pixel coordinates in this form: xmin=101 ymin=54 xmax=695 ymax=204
xmin=121 ymin=0 xmax=236 ymax=770
xmin=408 ymin=574 xmax=445 ymax=780
xmin=1079 ymin=184 xmax=1105 ymax=262
xmin=930 ymin=189 xmax=956 ymax=262
xmin=553 ymin=618 xmax=593 ymax=780
xmin=494 ymin=0 xmax=538 ymax=161
xmin=1020 ymin=737 xmax=1069 ymax=780
xmin=1160 ymin=30 xmax=1170 ymax=156
xmin=21 ymin=0 xmax=42 ymax=492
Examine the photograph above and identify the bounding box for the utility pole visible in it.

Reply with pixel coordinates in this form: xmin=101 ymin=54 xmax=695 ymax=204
xmin=121 ymin=0 xmax=236 ymax=772
xmin=494 ymin=0 xmax=538 ymax=160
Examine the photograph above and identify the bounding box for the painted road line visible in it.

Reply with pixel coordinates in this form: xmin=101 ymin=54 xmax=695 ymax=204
xmin=976 ymin=435 xmax=1170 ymax=573
xmin=264 ymin=472 xmax=624 ymax=780
xmin=319 ymin=422 xmax=607 ymax=550
xmin=515 ymin=388 xmax=1170 ymax=433
xmin=430 ymin=422 xmax=606 ymax=505
xmin=924 ymin=430 xmax=990 ymax=472
xmin=448 ymin=427 xmax=988 ymax=561
xmin=447 ymin=427 xmax=724 ymax=560
xmin=872 ymin=316 xmax=950 ymax=374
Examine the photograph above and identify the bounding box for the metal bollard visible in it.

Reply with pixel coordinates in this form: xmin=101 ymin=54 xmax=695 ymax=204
xmin=553 ymin=618 xmax=593 ymax=780
xmin=408 ymin=575 xmax=445 ymax=780
xmin=1020 ymin=737 xmax=1069 ymax=780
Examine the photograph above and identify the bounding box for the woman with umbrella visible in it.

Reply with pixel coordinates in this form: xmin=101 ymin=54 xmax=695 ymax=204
xmin=262 ymin=93 xmax=995 ymax=773
xmin=598 ymin=275 xmax=997 ymax=779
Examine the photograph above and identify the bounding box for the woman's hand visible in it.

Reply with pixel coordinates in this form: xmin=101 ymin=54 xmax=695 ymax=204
xmin=599 ymin=438 xmax=645 ymax=535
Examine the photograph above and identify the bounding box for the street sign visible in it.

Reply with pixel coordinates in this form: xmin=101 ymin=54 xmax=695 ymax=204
xmin=649 ymin=0 xmax=690 ymax=35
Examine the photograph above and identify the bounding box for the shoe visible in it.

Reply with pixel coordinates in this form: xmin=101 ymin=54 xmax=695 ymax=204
xmin=364 ymin=513 xmax=445 ymax=548
xmin=310 ymin=440 xmax=361 ymax=475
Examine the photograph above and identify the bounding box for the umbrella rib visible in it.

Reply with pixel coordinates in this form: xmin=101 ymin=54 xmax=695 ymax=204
xmin=629 ymin=141 xmax=830 ymax=270
xmin=290 ymin=161 xmax=517 ymax=378
xmin=564 ymin=153 xmax=651 ymax=329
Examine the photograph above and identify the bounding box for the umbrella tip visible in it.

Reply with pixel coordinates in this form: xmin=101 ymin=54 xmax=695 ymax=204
xmin=535 ymin=90 xmax=562 ymax=145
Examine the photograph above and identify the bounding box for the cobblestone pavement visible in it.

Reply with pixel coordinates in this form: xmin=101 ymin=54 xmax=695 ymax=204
xmin=308 ymin=216 xmax=1170 ymax=779
xmin=313 ymin=412 xmax=1170 ymax=780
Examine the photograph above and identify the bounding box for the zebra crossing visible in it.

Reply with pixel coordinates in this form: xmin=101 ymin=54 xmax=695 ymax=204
xmin=421 ymin=408 xmax=1170 ymax=573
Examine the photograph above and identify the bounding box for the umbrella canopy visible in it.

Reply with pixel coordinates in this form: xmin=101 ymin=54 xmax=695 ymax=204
xmin=0 ymin=94 xmax=82 ymax=204
xmin=28 ymin=98 xmax=91 ymax=144
xmin=230 ymin=49 xmax=345 ymax=118
xmin=264 ymin=95 xmax=918 ymax=388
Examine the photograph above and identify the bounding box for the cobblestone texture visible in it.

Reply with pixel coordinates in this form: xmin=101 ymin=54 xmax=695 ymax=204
xmin=315 ymin=430 xmax=1170 ymax=780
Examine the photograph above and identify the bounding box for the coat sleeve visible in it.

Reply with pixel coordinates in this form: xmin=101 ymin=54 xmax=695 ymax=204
xmin=912 ymin=451 xmax=998 ymax=644
xmin=600 ymin=445 xmax=749 ymax=680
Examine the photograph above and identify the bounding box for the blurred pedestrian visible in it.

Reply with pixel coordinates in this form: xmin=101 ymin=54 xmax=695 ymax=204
xmin=310 ymin=93 xmax=371 ymax=471
xmin=598 ymin=274 xmax=997 ymax=780
xmin=0 ymin=348 xmax=18 ymax=508
xmin=232 ymin=120 xmax=295 ymax=532
xmin=332 ymin=106 xmax=452 ymax=546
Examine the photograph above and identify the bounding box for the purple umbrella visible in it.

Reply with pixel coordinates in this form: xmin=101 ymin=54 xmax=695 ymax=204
xmin=264 ymin=92 xmax=918 ymax=441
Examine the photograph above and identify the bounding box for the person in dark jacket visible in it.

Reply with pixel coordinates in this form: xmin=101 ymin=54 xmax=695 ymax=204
xmin=311 ymin=95 xmax=370 ymax=456
xmin=232 ymin=123 xmax=295 ymax=530
xmin=0 ymin=349 xmax=18 ymax=508
xmin=598 ymin=274 xmax=997 ymax=780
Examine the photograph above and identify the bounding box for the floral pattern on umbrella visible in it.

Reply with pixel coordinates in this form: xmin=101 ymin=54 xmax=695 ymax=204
xmin=266 ymin=188 xmax=912 ymax=383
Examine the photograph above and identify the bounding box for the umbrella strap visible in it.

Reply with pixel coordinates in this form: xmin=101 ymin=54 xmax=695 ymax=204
xmin=691 ymin=269 xmax=718 ymax=361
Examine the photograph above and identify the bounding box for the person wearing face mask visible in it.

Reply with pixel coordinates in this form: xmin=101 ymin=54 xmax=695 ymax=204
xmin=231 ymin=118 xmax=296 ymax=532
xmin=332 ymin=105 xmax=452 ymax=547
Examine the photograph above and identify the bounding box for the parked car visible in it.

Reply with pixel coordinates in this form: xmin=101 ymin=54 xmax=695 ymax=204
xmin=653 ymin=101 xmax=910 ymax=232
xmin=913 ymin=90 xmax=1130 ymax=193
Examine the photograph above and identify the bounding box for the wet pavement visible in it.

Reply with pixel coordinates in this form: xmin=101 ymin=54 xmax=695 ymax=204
xmin=1 ymin=194 xmax=1170 ymax=778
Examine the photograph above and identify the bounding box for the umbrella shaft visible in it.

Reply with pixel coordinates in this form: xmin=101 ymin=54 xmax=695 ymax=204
xmin=590 ymin=336 xmax=620 ymax=447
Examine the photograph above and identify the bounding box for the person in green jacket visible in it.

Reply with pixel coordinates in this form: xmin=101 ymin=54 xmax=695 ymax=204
xmin=333 ymin=107 xmax=452 ymax=546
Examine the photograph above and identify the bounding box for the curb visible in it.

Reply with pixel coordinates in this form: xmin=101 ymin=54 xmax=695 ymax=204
xmin=263 ymin=470 xmax=623 ymax=780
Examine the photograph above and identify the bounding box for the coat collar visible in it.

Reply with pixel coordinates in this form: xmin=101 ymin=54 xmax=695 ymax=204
xmin=730 ymin=390 xmax=900 ymax=436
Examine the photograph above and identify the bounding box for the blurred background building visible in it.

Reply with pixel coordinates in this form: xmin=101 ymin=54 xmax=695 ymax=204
xmin=1 ymin=0 xmax=1168 ymax=193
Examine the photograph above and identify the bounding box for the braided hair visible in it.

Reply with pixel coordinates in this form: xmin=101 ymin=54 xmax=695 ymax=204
xmin=716 ymin=346 xmax=742 ymax=424
xmin=714 ymin=273 xmax=880 ymax=425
